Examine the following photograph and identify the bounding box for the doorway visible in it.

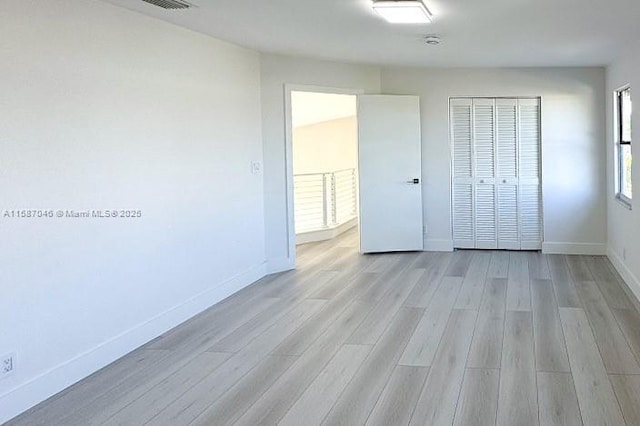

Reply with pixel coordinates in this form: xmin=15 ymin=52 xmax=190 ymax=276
xmin=284 ymin=87 xmax=425 ymax=268
xmin=289 ymin=90 xmax=360 ymax=255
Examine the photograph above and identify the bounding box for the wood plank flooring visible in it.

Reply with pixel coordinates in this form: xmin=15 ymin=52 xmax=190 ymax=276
xmin=7 ymin=230 xmax=640 ymax=426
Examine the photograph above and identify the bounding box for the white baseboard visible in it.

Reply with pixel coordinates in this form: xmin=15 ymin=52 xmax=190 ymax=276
xmin=0 ymin=262 xmax=266 ymax=425
xmin=296 ymin=218 xmax=358 ymax=245
xmin=542 ymin=242 xmax=607 ymax=255
xmin=265 ymin=257 xmax=295 ymax=274
xmin=607 ymin=247 xmax=640 ymax=305
xmin=424 ymin=238 xmax=454 ymax=252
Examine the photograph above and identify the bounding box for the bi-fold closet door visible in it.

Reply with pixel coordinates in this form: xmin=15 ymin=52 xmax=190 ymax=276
xmin=452 ymin=97 xmax=542 ymax=250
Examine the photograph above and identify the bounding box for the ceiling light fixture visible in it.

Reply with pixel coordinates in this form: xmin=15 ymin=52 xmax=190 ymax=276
xmin=372 ymin=0 xmax=433 ymax=24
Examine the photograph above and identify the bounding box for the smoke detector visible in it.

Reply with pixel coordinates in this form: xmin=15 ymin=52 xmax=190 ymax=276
xmin=424 ymin=35 xmax=441 ymax=45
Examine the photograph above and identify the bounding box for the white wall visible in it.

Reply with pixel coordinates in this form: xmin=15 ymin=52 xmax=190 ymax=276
xmin=606 ymin=52 xmax=640 ymax=300
xmin=0 ymin=0 xmax=264 ymax=422
xmin=261 ymin=54 xmax=381 ymax=271
xmin=380 ymin=67 xmax=607 ymax=253
xmin=291 ymin=91 xmax=357 ymax=127
xmin=293 ymin=116 xmax=358 ymax=175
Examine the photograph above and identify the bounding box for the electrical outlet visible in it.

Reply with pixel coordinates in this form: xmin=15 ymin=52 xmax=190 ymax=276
xmin=1 ymin=353 xmax=15 ymax=379
xmin=623 ymin=248 xmax=627 ymax=261
xmin=251 ymin=161 xmax=262 ymax=175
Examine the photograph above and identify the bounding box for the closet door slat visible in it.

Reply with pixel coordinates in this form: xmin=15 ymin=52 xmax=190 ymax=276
xmin=451 ymin=98 xmax=475 ymax=248
xmin=519 ymin=98 xmax=542 ymax=249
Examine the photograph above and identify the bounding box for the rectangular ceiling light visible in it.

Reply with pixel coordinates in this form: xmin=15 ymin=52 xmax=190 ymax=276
xmin=372 ymin=0 xmax=432 ymax=24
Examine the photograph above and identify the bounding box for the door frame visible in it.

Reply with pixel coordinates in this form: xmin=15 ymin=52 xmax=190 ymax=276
xmin=448 ymin=96 xmax=545 ymax=250
xmin=284 ymin=84 xmax=364 ymax=268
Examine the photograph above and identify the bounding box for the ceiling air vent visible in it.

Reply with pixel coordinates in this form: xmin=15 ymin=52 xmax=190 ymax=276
xmin=140 ymin=0 xmax=192 ymax=9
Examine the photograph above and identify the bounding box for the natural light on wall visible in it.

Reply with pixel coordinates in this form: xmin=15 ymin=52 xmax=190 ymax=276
xmin=371 ymin=0 xmax=433 ymax=24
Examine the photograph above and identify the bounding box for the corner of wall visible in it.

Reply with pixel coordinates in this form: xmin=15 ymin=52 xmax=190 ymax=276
xmin=607 ymin=246 xmax=640 ymax=304
xmin=266 ymin=257 xmax=295 ymax=274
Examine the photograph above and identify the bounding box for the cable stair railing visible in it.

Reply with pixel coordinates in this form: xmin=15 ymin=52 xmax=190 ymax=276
xmin=294 ymin=168 xmax=357 ymax=234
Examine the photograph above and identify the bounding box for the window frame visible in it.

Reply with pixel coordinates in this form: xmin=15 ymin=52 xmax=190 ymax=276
xmin=616 ymin=85 xmax=632 ymax=207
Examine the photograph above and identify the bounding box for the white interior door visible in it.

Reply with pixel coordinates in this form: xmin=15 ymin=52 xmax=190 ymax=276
xmin=358 ymin=95 xmax=423 ymax=253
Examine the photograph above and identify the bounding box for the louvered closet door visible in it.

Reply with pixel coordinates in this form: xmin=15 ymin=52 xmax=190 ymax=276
xmin=451 ymin=99 xmax=474 ymax=248
xmin=496 ymin=99 xmax=520 ymax=250
xmin=452 ymin=97 xmax=542 ymax=250
xmin=473 ymin=99 xmax=498 ymax=249
xmin=518 ymin=98 xmax=542 ymax=249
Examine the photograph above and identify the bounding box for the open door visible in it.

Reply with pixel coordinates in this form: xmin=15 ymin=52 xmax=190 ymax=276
xmin=358 ymin=95 xmax=423 ymax=253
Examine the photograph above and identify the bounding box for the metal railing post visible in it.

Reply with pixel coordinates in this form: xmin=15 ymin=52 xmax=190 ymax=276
xmin=322 ymin=173 xmax=328 ymax=228
xmin=351 ymin=169 xmax=357 ymax=216
xmin=331 ymin=172 xmax=337 ymax=226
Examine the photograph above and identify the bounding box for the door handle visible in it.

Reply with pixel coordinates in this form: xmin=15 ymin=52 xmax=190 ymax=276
xmin=407 ymin=178 xmax=420 ymax=184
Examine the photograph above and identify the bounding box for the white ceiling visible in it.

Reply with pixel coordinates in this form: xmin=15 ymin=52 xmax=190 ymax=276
xmin=291 ymin=92 xmax=357 ymax=128
xmin=103 ymin=0 xmax=640 ymax=67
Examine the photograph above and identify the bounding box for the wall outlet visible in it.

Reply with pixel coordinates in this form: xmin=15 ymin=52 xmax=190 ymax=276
xmin=623 ymin=248 xmax=627 ymax=261
xmin=251 ymin=160 xmax=262 ymax=175
xmin=1 ymin=353 xmax=15 ymax=379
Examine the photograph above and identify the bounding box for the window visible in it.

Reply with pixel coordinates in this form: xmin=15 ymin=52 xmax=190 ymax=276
xmin=617 ymin=87 xmax=632 ymax=204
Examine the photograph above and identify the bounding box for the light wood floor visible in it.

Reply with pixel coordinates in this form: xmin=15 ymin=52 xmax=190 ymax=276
xmin=8 ymin=230 xmax=640 ymax=425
